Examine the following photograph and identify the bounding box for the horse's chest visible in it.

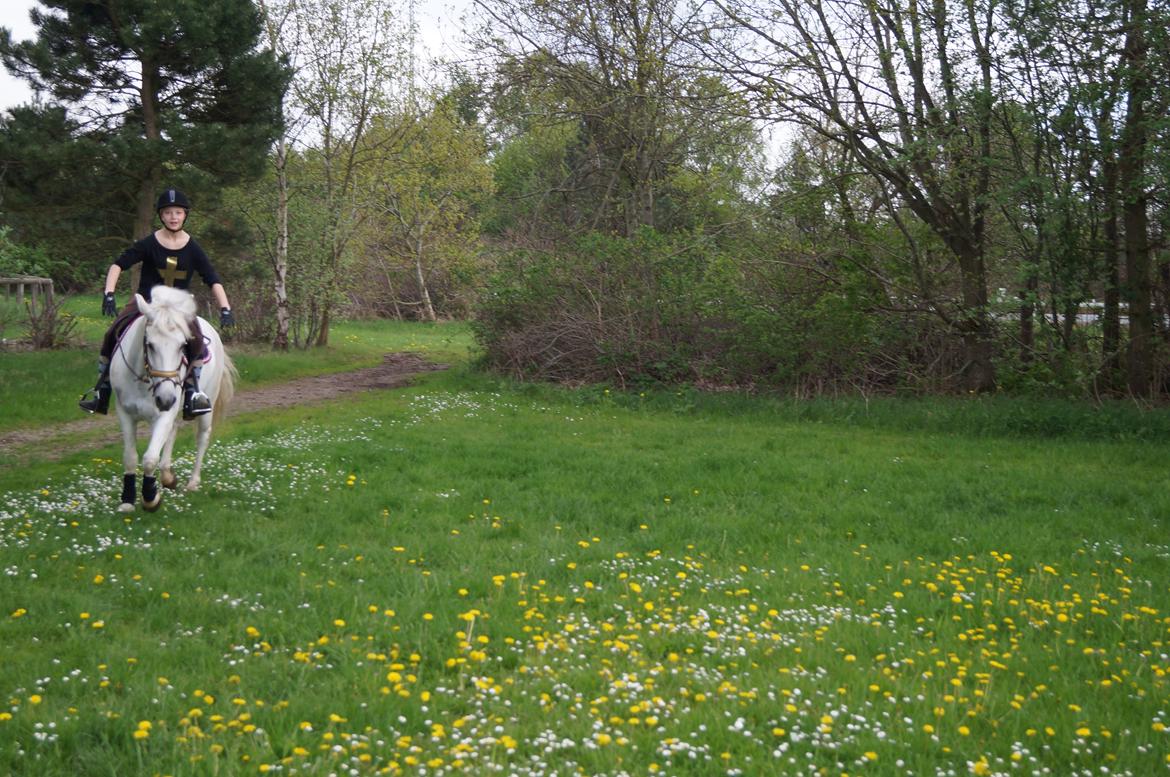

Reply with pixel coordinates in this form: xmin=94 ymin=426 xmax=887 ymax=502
xmin=118 ymin=391 xmax=164 ymax=420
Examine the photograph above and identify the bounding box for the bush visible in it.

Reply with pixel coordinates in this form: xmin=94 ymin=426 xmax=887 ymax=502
xmin=474 ymin=229 xmax=712 ymax=386
xmin=24 ymin=294 xmax=78 ymax=349
xmin=0 ymin=226 xmax=55 ymax=278
xmin=473 ymin=228 xmax=945 ymax=392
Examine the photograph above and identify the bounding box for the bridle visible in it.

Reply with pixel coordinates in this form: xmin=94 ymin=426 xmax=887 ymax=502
xmin=116 ymin=320 xmax=188 ymax=400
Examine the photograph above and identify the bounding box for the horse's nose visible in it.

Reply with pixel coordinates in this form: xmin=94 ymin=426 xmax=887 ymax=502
xmin=156 ymin=394 xmax=176 ymax=411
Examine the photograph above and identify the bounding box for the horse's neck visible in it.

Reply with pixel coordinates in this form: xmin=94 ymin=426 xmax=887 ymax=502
xmin=118 ymin=316 xmax=146 ymax=360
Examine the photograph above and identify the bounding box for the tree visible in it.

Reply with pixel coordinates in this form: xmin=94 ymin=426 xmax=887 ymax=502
xmin=281 ymin=0 xmax=412 ymax=346
xmin=0 ymin=0 xmax=289 ymax=241
xmin=696 ymin=0 xmax=1008 ymax=392
xmin=1000 ymin=0 xmax=1169 ymax=394
xmin=256 ymin=0 xmax=298 ymax=349
xmin=365 ymin=101 xmax=493 ymax=321
xmin=472 ymin=0 xmax=751 ymax=238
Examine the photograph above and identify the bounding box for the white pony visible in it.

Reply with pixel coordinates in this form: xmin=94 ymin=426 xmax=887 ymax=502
xmin=109 ymin=285 xmax=235 ymax=513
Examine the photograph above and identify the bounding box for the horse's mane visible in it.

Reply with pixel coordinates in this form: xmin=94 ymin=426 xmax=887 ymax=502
xmin=147 ymin=286 xmax=196 ymax=338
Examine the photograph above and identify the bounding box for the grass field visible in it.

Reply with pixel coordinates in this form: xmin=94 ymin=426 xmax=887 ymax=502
xmin=1 ymin=313 xmax=1169 ymax=776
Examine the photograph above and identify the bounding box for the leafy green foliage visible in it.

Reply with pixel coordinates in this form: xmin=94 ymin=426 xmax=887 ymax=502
xmin=0 ymin=226 xmax=53 ymax=278
xmin=473 ymin=223 xmax=953 ymax=391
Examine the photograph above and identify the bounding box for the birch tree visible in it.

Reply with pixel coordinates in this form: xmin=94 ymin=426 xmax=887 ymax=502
xmin=289 ymin=0 xmax=412 ymax=345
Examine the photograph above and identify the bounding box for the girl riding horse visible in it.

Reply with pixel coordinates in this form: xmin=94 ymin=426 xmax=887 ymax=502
xmin=79 ymin=189 xmax=235 ymax=418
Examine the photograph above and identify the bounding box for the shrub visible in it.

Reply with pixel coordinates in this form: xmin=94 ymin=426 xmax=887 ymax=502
xmin=0 ymin=226 xmax=55 ymax=278
xmin=24 ymin=294 xmax=78 ymax=349
xmin=473 ymin=228 xmax=941 ymax=392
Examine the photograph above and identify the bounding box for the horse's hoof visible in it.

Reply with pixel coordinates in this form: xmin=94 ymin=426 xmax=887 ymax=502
xmin=185 ymin=480 xmax=201 ymax=492
xmin=143 ymin=497 xmax=162 ymax=512
xmin=117 ymin=502 xmax=135 ymax=514
xmin=160 ymin=471 xmax=178 ymax=490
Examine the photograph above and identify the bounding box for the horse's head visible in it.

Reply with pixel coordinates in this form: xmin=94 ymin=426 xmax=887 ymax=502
xmin=136 ymin=288 xmax=195 ymax=412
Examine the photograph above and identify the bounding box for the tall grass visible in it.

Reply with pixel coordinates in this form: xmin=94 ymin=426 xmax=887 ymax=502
xmin=1 ymin=345 xmax=1168 ymax=776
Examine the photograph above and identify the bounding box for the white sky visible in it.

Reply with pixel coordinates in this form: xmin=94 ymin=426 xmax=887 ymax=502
xmin=0 ymin=0 xmax=474 ymax=112
xmin=0 ymin=0 xmax=36 ymax=110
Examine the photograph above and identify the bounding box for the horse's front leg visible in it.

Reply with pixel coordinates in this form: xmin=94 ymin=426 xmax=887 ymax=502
xmin=159 ymin=418 xmax=181 ymax=490
xmin=117 ymin=413 xmax=139 ymax=514
xmin=186 ymin=414 xmax=212 ymax=491
xmin=140 ymin=413 xmax=177 ymax=512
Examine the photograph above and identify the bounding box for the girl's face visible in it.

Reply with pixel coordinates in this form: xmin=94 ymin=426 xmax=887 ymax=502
xmin=159 ymin=206 xmax=188 ymax=231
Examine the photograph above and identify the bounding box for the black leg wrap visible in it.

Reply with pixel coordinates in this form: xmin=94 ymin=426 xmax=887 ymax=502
xmin=121 ymin=474 xmax=136 ymax=506
xmin=143 ymin=477 xmax=160 ymax=507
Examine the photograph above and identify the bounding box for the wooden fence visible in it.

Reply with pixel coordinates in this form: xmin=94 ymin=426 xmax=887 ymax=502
xmin=0 ymin=276 xmax=54 ymax=306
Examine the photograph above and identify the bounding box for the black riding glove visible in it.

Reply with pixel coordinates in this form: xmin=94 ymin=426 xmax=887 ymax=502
xmin=101 ymin=292 xmax=117 ymax=317
xmin=220 ymin=307 xmax=235 ymax=328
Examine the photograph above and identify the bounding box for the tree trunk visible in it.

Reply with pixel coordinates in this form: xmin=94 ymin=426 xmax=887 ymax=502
xmin=1019 ymin=272 xmax=1037 ymax=363
xmin=130 ymin=60 xmax=163 ymax=298
xmin=316 ymin=306 xmax=331 ymax=347
xmin=1101 ymin=158 xmax=1122 ymax=382
xmin=1120 ymin=0 xmax=1152 ymax=397
xmin=272 ymin=139 xmax=291 ymax=351
xmin=957 ymin=244 xmax=997 ymax=393
xmin=415 ymin=234 xmax=436 ymax=322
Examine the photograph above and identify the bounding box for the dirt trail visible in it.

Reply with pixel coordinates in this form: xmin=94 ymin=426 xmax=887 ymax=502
xmin=0 ymin=352 xmax=447 ymax=458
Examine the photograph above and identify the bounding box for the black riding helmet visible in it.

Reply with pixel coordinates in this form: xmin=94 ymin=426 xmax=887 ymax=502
xmin=156 ymin=188 xmax=191 ymax=213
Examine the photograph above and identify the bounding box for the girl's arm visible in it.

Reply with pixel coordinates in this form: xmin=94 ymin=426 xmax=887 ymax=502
xmin=103 ymin=264 xmax=122 ymax=294
xmin=210 ymin=282 xmax=230 ymax=311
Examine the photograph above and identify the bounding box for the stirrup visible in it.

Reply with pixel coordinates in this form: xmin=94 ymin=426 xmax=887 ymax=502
xmin=184 ymin=390 xmax=212 ymax=420
xmin=79 ymin=386 xmax=110 ymax=415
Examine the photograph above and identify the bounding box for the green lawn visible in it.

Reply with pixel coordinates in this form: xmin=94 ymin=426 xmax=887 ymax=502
xmin=1 ymin=321 xmax=1168 ymax=776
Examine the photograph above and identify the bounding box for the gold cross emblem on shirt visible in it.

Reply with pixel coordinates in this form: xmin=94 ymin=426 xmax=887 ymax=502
xmin=160 ymin=256 xmax=188 ymax=287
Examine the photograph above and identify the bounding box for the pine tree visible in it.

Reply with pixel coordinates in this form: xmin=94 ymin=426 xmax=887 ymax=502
xmin=1 ymin=0 xmax=290 ymax=239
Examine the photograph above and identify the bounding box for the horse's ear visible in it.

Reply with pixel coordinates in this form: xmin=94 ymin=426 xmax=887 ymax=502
xmin=135 ymin=293 xmax=152 ymax=319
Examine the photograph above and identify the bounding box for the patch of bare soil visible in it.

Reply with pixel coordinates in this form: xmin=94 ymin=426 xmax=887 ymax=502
xmin=0 ymin=352 xmax=447 ymax=458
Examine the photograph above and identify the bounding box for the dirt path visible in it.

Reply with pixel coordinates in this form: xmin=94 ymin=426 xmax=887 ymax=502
xmin=0 ymin=352 xmax=447 ymax=458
